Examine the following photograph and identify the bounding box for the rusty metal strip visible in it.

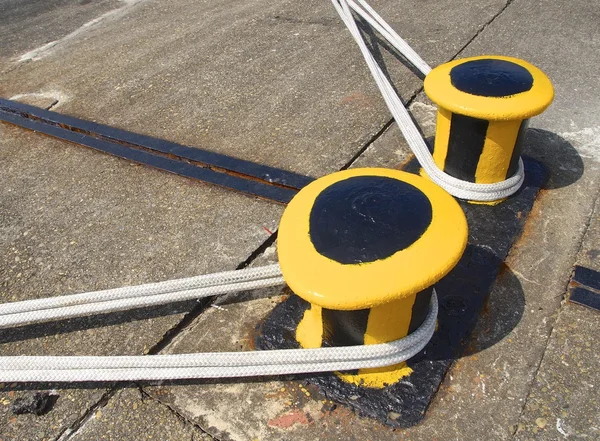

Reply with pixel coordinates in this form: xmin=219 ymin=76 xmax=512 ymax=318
xmin=0 ymin=102 xmax=301 ymax=204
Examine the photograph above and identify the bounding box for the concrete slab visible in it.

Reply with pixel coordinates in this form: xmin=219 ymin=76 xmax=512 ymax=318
xmin=0 ymin=122 xmax=282 ymax=440
xmin=146 ymin=252 xmax=406 ymax=441
xmin=1 ymin=0 xmax=599 ymax=440
xmin=65 ymin=388 xmax=212 ymax=441
xmin=0 ymin=0 xmax=122 ymax=69
xmin=351 ymin=94 xmax=437 ymax=170
xmin=0 ymin=0 xmax=506 ymax=178
xmin=139 ymin=0 xmax=600 ymax=439
xmin=0 ymin=387 xmax=107 ymax=441
xmin=513 ymin=303 xmax=599 ymax=440
xmin=512 ymin=194 xmax=600 ymax=440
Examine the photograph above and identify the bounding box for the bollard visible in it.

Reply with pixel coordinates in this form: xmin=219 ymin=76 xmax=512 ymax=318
xmin=423 ymin=55 xmax=553 ymax=189
xmin=277 ymin=168 xmax=468 ymax=387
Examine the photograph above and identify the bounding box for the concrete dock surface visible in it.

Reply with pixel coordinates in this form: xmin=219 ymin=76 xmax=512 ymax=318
xmin=0 ymin=0 xmax=598 ymax=439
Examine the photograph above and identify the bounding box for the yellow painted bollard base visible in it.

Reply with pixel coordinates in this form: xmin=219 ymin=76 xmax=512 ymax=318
xmin=296 ymin=291 xmax=432 ymax=389
xmin=336 ymin=363 xmax=414 ymax=388
xmin=278 ymin=168 xmax=467 ymax=389
xmin=256 ymin=158 xmax=548 ymax=428
xmin=423 ymin=55 xmax=553 ymax=203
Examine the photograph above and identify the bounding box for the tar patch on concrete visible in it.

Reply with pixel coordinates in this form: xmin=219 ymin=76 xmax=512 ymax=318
xmin=568 ymin=287 xmax=600 ymax=311
xmin=568 ymin=266 xmax=600 ymax=311
xmin=571 ymin=265 xmax=600 ymax=292
xmin=11 ymin=391 xmax=59 ymax=416
xmin=257 ymin=157 xmax=547 ymax=427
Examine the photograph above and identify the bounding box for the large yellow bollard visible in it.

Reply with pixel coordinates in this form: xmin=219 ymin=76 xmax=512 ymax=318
xmin=424 ymin=56 xmax=554 ymax=186
xmin=277 ymin=168 xmax=468 ymax=387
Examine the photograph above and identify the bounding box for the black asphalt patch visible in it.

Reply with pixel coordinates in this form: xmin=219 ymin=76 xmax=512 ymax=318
xmin=257 ymin=157 xmax=547 ymax=427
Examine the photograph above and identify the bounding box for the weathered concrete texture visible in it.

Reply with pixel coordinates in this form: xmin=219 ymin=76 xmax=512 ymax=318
xmin=64 ymin=388 xmax=212 ymax=441
xmin=0 ymin=121 xmax=282 ymax=441
xmin=458 ymin=0 xmax=600 ymax=151
xmin=0 ymin=0 xmax=506 ymax=178
xmin=512 ymin=194 xmax=600 ymax=440
xmin=0 ymin=0 xmax=599 ymax=440
xmin=147 ymin=283 xmax=407 ymax=441
xmin=572 ymin=197 xmax=600 ymax=272
xmin=0 ymin=0 xmax=123 ymax=69
xmin=146 ymin=250 xmax=412 ymax=440
xmin=513 ymin=304 xmax=599 ymax=440
xmin=0 ymin=387 xmax=107 ymax=441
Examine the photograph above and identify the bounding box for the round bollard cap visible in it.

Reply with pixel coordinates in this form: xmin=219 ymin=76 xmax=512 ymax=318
xmin=277 ymin=168 xmax=468 ymax=310
xmin=424 ymin=55 xmax=554 ymax=121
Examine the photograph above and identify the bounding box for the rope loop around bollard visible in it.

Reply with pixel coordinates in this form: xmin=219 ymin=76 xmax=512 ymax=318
xmin=332 ymin=0 xmax=525 ymax=201
xmin=0 ymin=262 xmax=438 ymax=382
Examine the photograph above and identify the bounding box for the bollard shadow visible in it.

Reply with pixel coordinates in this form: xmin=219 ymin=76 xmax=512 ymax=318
xmin=416 ymin=244 xmax=525 ymax=363
xmin=522 ymin=128 xmax=584 ymax=190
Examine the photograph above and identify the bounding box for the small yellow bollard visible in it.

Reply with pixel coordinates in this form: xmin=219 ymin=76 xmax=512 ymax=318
xmin=424 ymin=56 xmax=554 ymax=186
xmin=277 ymin=168 xmax=468 ymax=387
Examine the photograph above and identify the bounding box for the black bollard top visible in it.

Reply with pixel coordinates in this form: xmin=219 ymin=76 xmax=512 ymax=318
xmin=424 ymin=55 xmax=554 ymax=120
xmin=277 ymin=168 xmax=468 ymax=310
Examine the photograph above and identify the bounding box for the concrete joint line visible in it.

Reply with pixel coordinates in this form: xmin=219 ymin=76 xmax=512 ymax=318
xmin=510 ymin=190 xmax=600 ymax=439
xmin=453 ymin=0 xmax=517 ymax=60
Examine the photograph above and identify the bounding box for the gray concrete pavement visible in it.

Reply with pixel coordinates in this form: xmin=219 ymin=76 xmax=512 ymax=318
xmin=0 ymin=0 xmax=599 ymax=440
xmin=514 ymin=195 xmax=600 ymax=440
xmin=64 ymin=388 xmax=212 ymax=441
xmin=0 ymin=0 xmax=123 ymax=68
xmin=0 ymin=0 xmax=507 ymax=177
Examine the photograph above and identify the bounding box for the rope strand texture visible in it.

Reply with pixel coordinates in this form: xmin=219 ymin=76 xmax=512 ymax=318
xmin=0 ymin=291 xmax=438 ymax=382
xmin=333 ymin=0 xmax=525 ymax=201
xmin=0 ymin=264 xmax=283 ymax=328
xmin=0 ymin=1 xmax=472 ymax=381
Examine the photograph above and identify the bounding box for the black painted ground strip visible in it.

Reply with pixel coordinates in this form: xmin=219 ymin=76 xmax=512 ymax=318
xmin=569 ymin=287 xmax=600 ymax=312
xmin=257 ymin=157 xmax=547 ymax=428
xmin=572 ymin=266 xmax=600 ymax=292
xmin=0 ymin=98 xmax=314 ymax=202
xmin=568 ymin=266 xmax=600 ymax=311
xmin=2 ymin=97 xmax=550 ymax=427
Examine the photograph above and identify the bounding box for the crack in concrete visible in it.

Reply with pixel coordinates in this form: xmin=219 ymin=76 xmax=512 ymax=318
xmin=53 ymin=386 xmax=119 ymax=441
xmin=139 ymin=388 xmax=217 ymax=440
xmin=47 ymin=100 xmax=59 ymax=111
xmin=510 ymin=189 xmax=600 ymax=439
xmin=47 ymin=231 xmax=278 ymax=440
xmin=453 ymin=0 xmax=517 ymax=59
xmin=140 ymin=388 xmax=218 ymax=440
xmin=343 ymin=0 xmax=517 ymax=170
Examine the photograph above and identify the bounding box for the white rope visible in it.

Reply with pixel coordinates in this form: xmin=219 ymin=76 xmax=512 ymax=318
xmin=334 ymin=0 xmax=525 ymax=201
xmin=0 ymin=262 xmax=438 ymax=382
xmin=0 ymin=2 xmax=482 ymax=381
xmin=0 ymin=264 xmax=283 ymax=328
